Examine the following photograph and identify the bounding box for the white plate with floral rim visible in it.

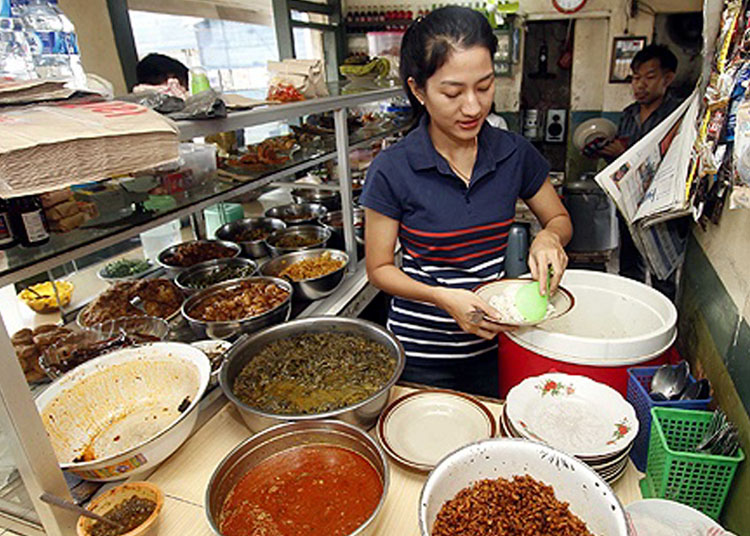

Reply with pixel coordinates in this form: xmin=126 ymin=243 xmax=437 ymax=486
xmin=377 ymin=389 xmax=496 ymax=472
xmin=505 ymin=373 xmax=638 ymax=458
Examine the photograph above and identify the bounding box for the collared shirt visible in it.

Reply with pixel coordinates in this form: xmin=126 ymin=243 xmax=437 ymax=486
xmin=617 ymin=92 xmax=682 ymax=148
xmin=360 ymin=115 xmax=549 ymax=360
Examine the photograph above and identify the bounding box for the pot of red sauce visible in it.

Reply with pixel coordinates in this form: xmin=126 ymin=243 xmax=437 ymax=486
xmin=205 ymin=420 xmax=389 ymax=536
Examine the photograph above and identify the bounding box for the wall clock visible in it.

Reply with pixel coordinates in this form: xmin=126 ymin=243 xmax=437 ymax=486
xmin=552 ymin=0 xmax=588 ymax=14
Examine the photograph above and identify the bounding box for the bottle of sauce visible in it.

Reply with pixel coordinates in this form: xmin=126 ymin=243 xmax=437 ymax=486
xmin=0 ymin=198 xmax=17 ymax=249
xmin=9 ymin=195 xmax=50 ymax=247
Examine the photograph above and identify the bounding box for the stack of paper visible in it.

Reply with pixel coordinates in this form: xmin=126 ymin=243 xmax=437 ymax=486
xmin=0 ymin=78 xmax=77 ymax=105
xmin=0 ymin=100 xmax=179 ymax=197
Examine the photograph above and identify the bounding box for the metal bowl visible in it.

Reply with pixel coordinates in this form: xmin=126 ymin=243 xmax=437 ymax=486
xmin=319 ymin=208 xmax=365 ymax=246
xmin=205 ymin=420 xmax=389 ymax=536
xmin=259 ymin=248 xmax=349 ymax=301
xmin=219 ymin=316 xmax=405 ymax=432
xmin=215 ymin=217 xmax=286 ymax=258
xmin=41 ymin=317 xmax=171 ymax=380
xmin=291 ymin=187 xmax=341 ymax=211
xmin=264 ymin=224 xmax=331 ymax=257
xmin=181 ymin=276 xmax=293 ymax=341
xmin=419 ymin=438 xmax=630 ymax=536
xmin=89 ymin=315 xmax=171 ymax=341
xmin=265 ymin=202 xmax=327 ymax=226
xmin=174 ymin=257 xmax=259 ymax=296
xmin=156 ymin=239 xmax=242 ymax=279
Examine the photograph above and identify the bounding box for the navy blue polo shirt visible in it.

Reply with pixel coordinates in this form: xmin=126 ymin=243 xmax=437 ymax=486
xmin=360 ymin=115 xmax=549 ymax=361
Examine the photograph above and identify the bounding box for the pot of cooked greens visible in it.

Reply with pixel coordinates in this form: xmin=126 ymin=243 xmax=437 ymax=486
xmin=219 ymin=316 xmax=405 ymax=432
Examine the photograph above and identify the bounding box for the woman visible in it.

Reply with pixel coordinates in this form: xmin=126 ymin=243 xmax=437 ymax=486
xmin=359 ymin=6 xmax=572 ymax=398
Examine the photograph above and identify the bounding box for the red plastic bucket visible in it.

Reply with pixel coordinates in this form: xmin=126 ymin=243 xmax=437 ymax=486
xmin=498 ymin=270 xmax=678 ymax=398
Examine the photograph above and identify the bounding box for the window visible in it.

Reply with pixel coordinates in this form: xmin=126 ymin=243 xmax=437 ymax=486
xmin=129 ymin=10 xmax=279 ymax=99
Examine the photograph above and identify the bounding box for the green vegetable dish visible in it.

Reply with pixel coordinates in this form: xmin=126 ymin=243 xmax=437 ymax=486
xmin=232 ymin=332 xmax=396 ymax=415
xmin=101 ymin=259 xmax=151 ymax=278
xmin=184 ymin=265 xmax=256 ymax=289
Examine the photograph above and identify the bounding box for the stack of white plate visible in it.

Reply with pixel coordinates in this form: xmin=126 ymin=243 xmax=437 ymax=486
xmin=501 ymin=372 xmax=638 ymax=484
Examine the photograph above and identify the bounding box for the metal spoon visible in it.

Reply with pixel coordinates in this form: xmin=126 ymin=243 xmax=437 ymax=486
xmin=649 ymin=362 xmax=690 ymax=400
xmin=39 ymin=493 xmax=125 ymax=530
xmin=129 ymin=295 xmax=148 ymax=314
xmin=680 ymin=378 xmax=711 ymax=400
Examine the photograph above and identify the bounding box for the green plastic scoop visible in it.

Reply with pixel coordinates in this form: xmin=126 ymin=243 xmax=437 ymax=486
xmin=514 ymin=281 xmax=548 ymax=323
xmin=514 ymin=270 xmax=552 ymax=323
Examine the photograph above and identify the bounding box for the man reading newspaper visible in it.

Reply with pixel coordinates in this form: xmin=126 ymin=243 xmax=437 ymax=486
xmin=596 ymin=45 xmax=685 ymax=301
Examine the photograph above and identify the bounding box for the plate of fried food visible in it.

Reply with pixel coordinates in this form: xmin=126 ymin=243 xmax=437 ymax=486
xmin=223 ymin=135 xmax=300 ymax=175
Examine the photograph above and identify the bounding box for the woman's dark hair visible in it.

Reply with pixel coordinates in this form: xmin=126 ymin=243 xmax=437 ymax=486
xmin=400 ymin=6 xmax=497 ymax=117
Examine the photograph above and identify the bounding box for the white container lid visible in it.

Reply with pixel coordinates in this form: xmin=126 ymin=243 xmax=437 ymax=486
xmin=506 ymin=270 xmax=677 ymax=366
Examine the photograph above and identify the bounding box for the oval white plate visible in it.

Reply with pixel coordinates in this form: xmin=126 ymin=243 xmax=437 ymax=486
xmin=626 ymin=499 xmax=728 ymax=536
xmin=377 ymin=390 xmax=496 ymax=472
xmin=473 ymin=279 xmax=574 ymax=327
xmin=505 ymin=373 xmax=638 ymax=458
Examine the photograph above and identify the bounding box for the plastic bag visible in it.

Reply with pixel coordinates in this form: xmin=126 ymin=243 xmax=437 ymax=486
xmin=267 ymin=59 xmax=329 ymax=100
xmin=169 ymin=89 xmax=226 ymax=120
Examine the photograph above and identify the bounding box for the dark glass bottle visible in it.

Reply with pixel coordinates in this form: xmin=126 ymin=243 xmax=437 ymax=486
xmin=9 ymin=195 xmax=50 ymax=247
xmin=0 ymin=198 xmax=17 ymax=249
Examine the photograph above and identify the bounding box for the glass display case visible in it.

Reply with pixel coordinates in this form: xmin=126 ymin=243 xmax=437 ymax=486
xmin=0 ymin=84 xmax=407 ymax=536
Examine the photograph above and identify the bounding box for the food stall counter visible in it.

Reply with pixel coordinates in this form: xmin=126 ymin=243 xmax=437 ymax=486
xmin=140 ymin=385 xmax=643 ymax=536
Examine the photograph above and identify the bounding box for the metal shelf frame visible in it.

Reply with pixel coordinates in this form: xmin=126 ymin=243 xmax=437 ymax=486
xmin=0 ymin=86 xmax=405 ymax=536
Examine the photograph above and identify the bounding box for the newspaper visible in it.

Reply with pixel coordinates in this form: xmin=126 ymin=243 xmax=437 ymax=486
xmin=594 ymin=90 xmax=699 ymax=280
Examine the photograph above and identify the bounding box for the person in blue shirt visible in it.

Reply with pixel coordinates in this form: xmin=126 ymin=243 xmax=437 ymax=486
xmin=359 ymin=6 xmax=572 ymax=397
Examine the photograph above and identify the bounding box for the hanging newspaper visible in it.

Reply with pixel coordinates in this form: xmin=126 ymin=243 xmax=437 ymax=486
xmin=594 ymin=90 xmax=700 ymax=280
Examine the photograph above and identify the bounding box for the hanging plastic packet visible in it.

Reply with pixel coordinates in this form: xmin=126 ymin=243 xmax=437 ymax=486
xmin=732 ymin=91 xmax=750 ymax=185
xmin=723 ymin=62 xmax=750 ymax=142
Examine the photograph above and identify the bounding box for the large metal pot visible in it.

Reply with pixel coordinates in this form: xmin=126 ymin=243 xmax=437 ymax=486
xmin=563 ymin=174 xmax=618 ymax=252
xmin=205 ymin=420 xmax=389 ymax=536
xmin=219 ymin=317 xmax=405 ymax=432
xmin=259 ymin=248 xmax=349 ymax=301
xmin=156 ymin=239 xmax=242 ymax=279
xmin=215 ymin=217 xmax=286 ymax=259
xmin=181 ymin=276 xmax=293 ymax=340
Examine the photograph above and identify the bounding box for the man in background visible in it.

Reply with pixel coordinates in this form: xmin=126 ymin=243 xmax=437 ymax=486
xmin=599 ymin=44 xmax=682 ymax=300
xmin=136 ymin=53 xmax=189 ymax=91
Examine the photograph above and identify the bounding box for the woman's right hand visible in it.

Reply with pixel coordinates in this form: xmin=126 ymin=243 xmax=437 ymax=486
xmin=432 ymin=287 xmax=515 ymax=340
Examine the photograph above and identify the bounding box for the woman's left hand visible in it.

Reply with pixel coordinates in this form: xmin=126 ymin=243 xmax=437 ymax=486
xmin=528 ymin=229 xmax=568 ymax=295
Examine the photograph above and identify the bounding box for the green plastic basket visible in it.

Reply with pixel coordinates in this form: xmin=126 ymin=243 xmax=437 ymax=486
xmin=641 ymin=407 xmax=745 ymax=520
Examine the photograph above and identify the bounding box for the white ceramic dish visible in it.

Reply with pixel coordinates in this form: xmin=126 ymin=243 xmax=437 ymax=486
xmin=626 ymin=499 xmax=730 ymax=536
xmin=505 ymin=373 xmax=638 ymax=458
xmin=377 ymin=390 xmax=496 ymax=472
xmin=36 ymin=342 xmax=210 ymax=481
xmin=419 ymin=438 xmax=629 ymax=536
xmin=573 ymin=117 xmax=618 ymax=151
xmin=473 ymin=278 xmax=575 ymax=327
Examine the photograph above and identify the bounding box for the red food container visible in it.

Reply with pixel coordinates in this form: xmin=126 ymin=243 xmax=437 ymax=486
xmin=498 ymin=270 xmax=679 ymax=398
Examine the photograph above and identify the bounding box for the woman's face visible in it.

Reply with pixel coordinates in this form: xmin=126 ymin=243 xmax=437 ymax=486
xmin=412 ymin=45 xmax=495 ymax=142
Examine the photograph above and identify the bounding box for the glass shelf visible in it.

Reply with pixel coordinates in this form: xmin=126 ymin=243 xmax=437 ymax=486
xmin=0 ymin=117 xmax=408 ymax=288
